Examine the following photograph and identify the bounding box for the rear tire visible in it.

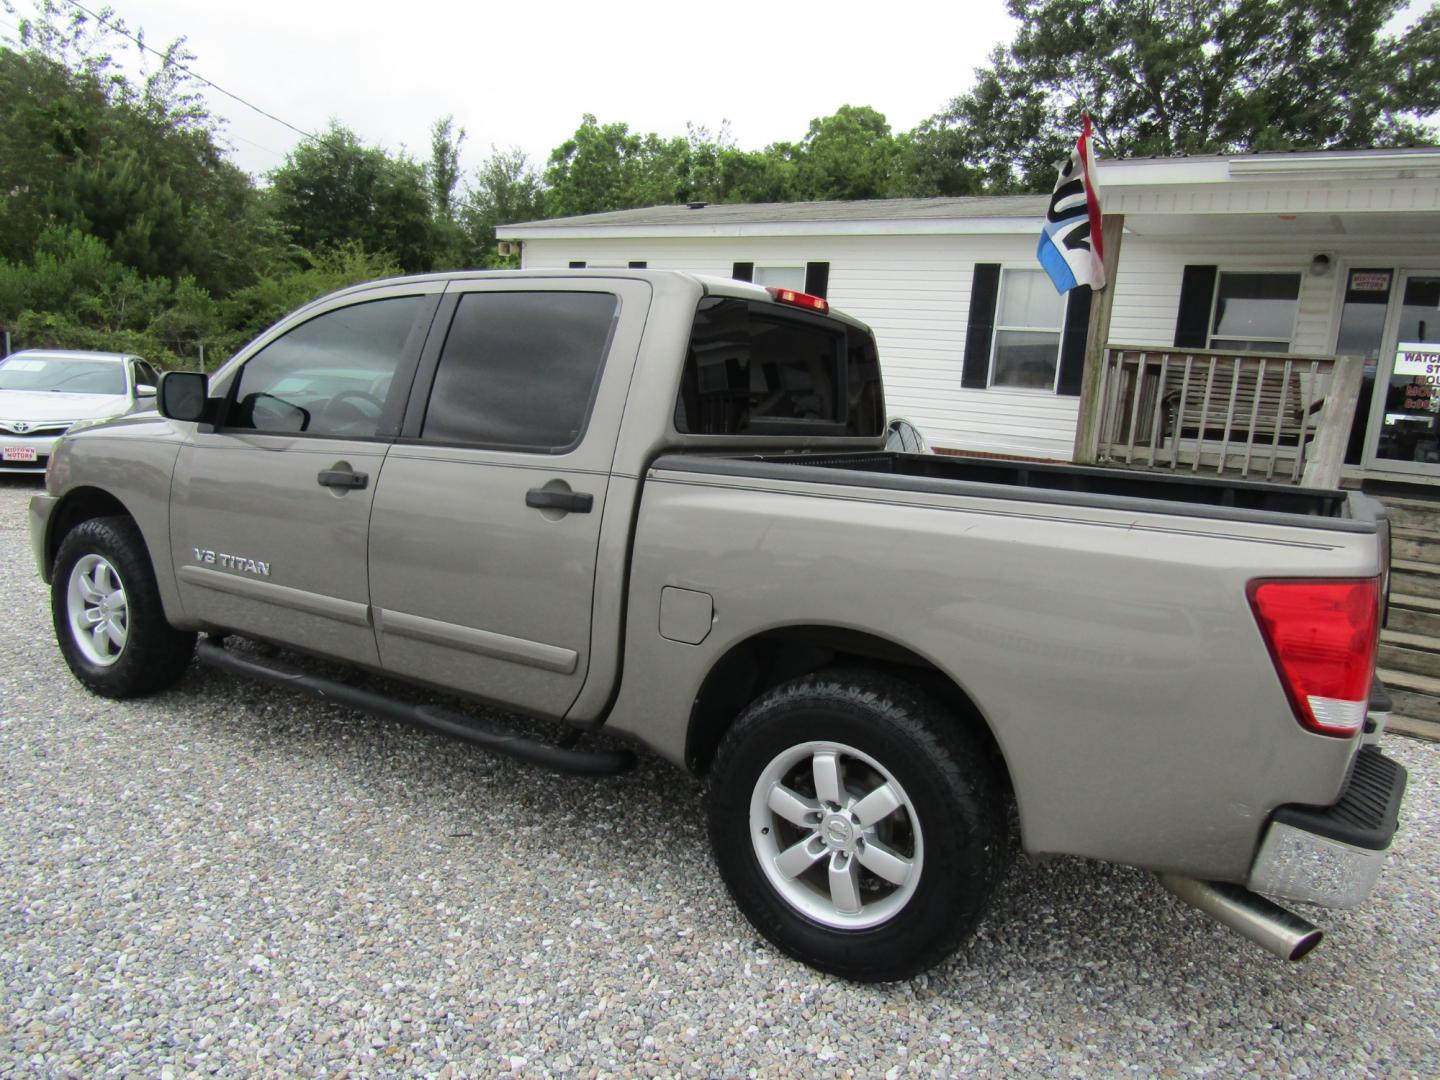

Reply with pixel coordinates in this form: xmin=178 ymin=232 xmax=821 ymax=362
xmin=707 ymin=668 xmax=1007 ymax=982
xmin=51 ymin=516 xmax=196 ymax=698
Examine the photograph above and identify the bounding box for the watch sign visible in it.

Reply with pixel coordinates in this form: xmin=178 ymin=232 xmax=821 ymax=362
xmin=1395 ymin=342 xmax=1440 ymax=414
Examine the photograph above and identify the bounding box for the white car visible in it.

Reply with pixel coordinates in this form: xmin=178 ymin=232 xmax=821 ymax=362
xmin=0 ymin=350 xmax=161 ymax=474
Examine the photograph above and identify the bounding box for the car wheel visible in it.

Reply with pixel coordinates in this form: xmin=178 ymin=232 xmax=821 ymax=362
xmin=51 ymin=516 xmax=196 ymax=698
xmin=707 ymin=668 xmax=1007 ymax=982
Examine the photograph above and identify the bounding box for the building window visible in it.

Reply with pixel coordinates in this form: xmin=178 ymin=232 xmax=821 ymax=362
xmin=990 ymin=269 xmax=1065 ymax=390
xmin=1208 ymin=272 xmax=1301 ymax=352
xmin=752 ymin=265 xmax=806 ymax=291
xmin=732 ymin=262 xmax=830 ymax=299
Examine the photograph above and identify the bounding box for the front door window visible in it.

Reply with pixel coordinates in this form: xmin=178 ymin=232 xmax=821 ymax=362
xmin=1373 ymin=275 xmax=1440 ymax=466
xmin=228 ymin=296 xmax=424 ymax=437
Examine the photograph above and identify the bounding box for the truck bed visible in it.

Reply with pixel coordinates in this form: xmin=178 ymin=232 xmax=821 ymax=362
xmin=656 ymin=450 xmax=1380 ymax=532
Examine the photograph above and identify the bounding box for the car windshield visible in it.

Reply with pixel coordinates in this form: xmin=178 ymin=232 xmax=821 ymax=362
xmin=0 ymin=356 xmax=127 ymax=395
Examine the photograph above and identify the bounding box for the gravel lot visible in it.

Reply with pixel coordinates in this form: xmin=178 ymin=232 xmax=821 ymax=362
xmin=0 ymin=474 xmax=1436 ymax=1079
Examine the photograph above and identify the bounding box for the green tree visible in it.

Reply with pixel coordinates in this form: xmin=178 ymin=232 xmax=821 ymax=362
xmin=425 ymin=115 xmax=469 ymax=268
xmin=268 ymin=123 xmax=438 ymax=273
xmin=0 ymin=5 xmax=274 ymax=293
xmin=426 ymin=115 xmax=465 ymax=217
xmin=0 ymin=225 xmax=211 ymax=368
xmin=459 ymin=147 xmax=545 ymax=265
xmin=543 ymin=114 xmax=698 ymax=216
xmin=917 ymin=0 xmax=1440 ymax=193
xmin=713 ymin=146 xmax=799 ymax=203
xmin=219 ymin=243 xmax=401 ymax=357
xmin=0 ymin=3 xmax=408 ymax=367
xmin=792 ymin=105 xmax=902 ymax=200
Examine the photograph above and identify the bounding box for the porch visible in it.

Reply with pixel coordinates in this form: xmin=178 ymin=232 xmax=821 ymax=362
xmin=1081 ymin=344 xmax=1363 ymax=489
xmin=1070 ymin=149 xmax=1440 ymax=492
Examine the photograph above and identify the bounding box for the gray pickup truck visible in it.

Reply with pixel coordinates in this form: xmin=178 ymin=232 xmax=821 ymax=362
xmin=30 ymin=270 xmax=1407 ymax=981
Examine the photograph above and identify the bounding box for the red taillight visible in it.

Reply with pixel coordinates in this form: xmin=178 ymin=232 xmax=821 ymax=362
xmin=765 ymin=286 xmax=829 ymax=314
xmin=1247 ymin=578 xmax=1380 ymax=737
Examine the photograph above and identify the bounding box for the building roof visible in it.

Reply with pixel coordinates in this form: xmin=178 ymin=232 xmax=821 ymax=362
xmin=499 ymin=195 xmax=1050 ymax=233
xmin=496 ymin=146 xmax=1440 ymax=241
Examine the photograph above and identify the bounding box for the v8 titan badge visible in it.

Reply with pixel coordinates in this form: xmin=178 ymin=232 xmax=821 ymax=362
xmin=193 ymin=548 xmax=271 ymax=577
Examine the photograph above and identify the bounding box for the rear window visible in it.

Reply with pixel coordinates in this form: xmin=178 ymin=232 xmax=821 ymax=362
xmin=675 ymin=298 xmax=883 ymax=437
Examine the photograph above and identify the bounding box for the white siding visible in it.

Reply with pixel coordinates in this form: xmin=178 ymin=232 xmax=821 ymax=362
xmin=522 ymin=234 xmax=1080 ymax=460
xmin=1109 ymin=233 xmax=1440 ymax=353
xmin=521 ymin=227 xmax=1440 ymax=463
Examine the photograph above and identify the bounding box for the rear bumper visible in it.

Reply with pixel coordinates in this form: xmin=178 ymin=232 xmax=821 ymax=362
xmin=1247 ymin=745 xmax=1407 ymax=908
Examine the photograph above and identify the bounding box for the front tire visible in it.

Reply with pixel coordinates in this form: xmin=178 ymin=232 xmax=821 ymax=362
xmin=51 ymin=516 xmax=196 ymax=698
xmin=707 ymin=669 xmax=1006 ymax=982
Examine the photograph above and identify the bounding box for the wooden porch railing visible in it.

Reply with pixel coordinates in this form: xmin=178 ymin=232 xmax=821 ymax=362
xmin=1083 ymin=346 xmax=1365 ymax=488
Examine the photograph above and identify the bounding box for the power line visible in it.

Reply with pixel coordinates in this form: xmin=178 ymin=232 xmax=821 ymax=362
xmin=225 ymin=130 xmax=287 ymax=162
xmin=62 ymin=0 xmax=319 ymax=144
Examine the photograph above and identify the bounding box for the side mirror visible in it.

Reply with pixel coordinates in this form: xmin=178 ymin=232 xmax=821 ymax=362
xmin=135 ymin=383 xmax=157 ymax=398
xmin=157 ymin=371 xmax=210 ymax=422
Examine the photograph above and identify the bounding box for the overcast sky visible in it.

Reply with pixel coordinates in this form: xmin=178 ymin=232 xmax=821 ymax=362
xmin=5 ymin=1 xmax=1431 ymax=186
xmin=0 ymin=0 xmax=1020 ymax=181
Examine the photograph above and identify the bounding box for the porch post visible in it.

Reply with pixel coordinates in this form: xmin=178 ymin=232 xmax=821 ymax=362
xmin=1299 ymin=356 xmax=1365 ymax=490
xmin=1072 ymin=214 xmax=1125 ymax=463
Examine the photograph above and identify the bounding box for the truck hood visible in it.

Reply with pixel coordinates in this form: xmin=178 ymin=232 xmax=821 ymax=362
xmin=0 ymin=391 xmax=131 ymax=426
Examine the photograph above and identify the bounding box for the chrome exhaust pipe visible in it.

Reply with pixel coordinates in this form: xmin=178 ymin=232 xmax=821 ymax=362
xmin=1157 ymin=874 xmax=1323 ymax=961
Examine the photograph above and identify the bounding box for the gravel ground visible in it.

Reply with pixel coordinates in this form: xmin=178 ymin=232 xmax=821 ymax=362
xmin=0 ymin=474 xmax=1436 ymax=1079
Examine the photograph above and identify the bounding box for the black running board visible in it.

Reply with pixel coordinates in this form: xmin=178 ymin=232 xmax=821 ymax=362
xmin=196 ymin=639 xmax=636 ymax=776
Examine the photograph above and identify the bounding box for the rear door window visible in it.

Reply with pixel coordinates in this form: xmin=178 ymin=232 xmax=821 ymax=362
xmin=676 ymin=297 xmax=883 ymax=437
xmin=420 ymin=291 xmax=618 ymax=452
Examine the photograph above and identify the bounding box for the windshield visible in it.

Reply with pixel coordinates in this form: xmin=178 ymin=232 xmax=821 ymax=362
xmin=0 ymin=356 xmax=127 ymax=395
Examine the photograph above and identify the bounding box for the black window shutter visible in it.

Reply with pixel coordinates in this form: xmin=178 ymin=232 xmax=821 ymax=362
xmin=962 ymin=264 xmax=1002 ymax=389
xmin=731 ymin=261 xmax=754 ymax=282
xmin=1056 ymin=286 xmax=1092 ymax=396
xmin=628 ymin=260 xmax=647 ymax=269
xmin=568 ymin=260 xmax=586 ymax=269
xmin=805 ymin=261 xmax=830 ymax=298
xmin=1174 ymin=265 xmax=1218 ymax=348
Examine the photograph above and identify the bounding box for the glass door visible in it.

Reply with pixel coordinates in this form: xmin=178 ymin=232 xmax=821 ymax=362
xmin=1364 ymin=271 xmax=1440 ymax=475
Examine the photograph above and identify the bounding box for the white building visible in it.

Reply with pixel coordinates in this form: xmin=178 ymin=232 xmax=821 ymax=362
xmin=498 ymin=148 xmax=1440 ymax=487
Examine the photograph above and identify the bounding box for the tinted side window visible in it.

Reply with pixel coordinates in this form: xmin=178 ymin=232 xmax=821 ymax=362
xmin=229 ymin=296 xmax=423 ymax=437
xmin=135 ymin=361 xmax=160 ymax=386
xmin=676 ymin=298 xmax=884 ymax=437
xmin=421 ymin=291 xmax=617 ymax=451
